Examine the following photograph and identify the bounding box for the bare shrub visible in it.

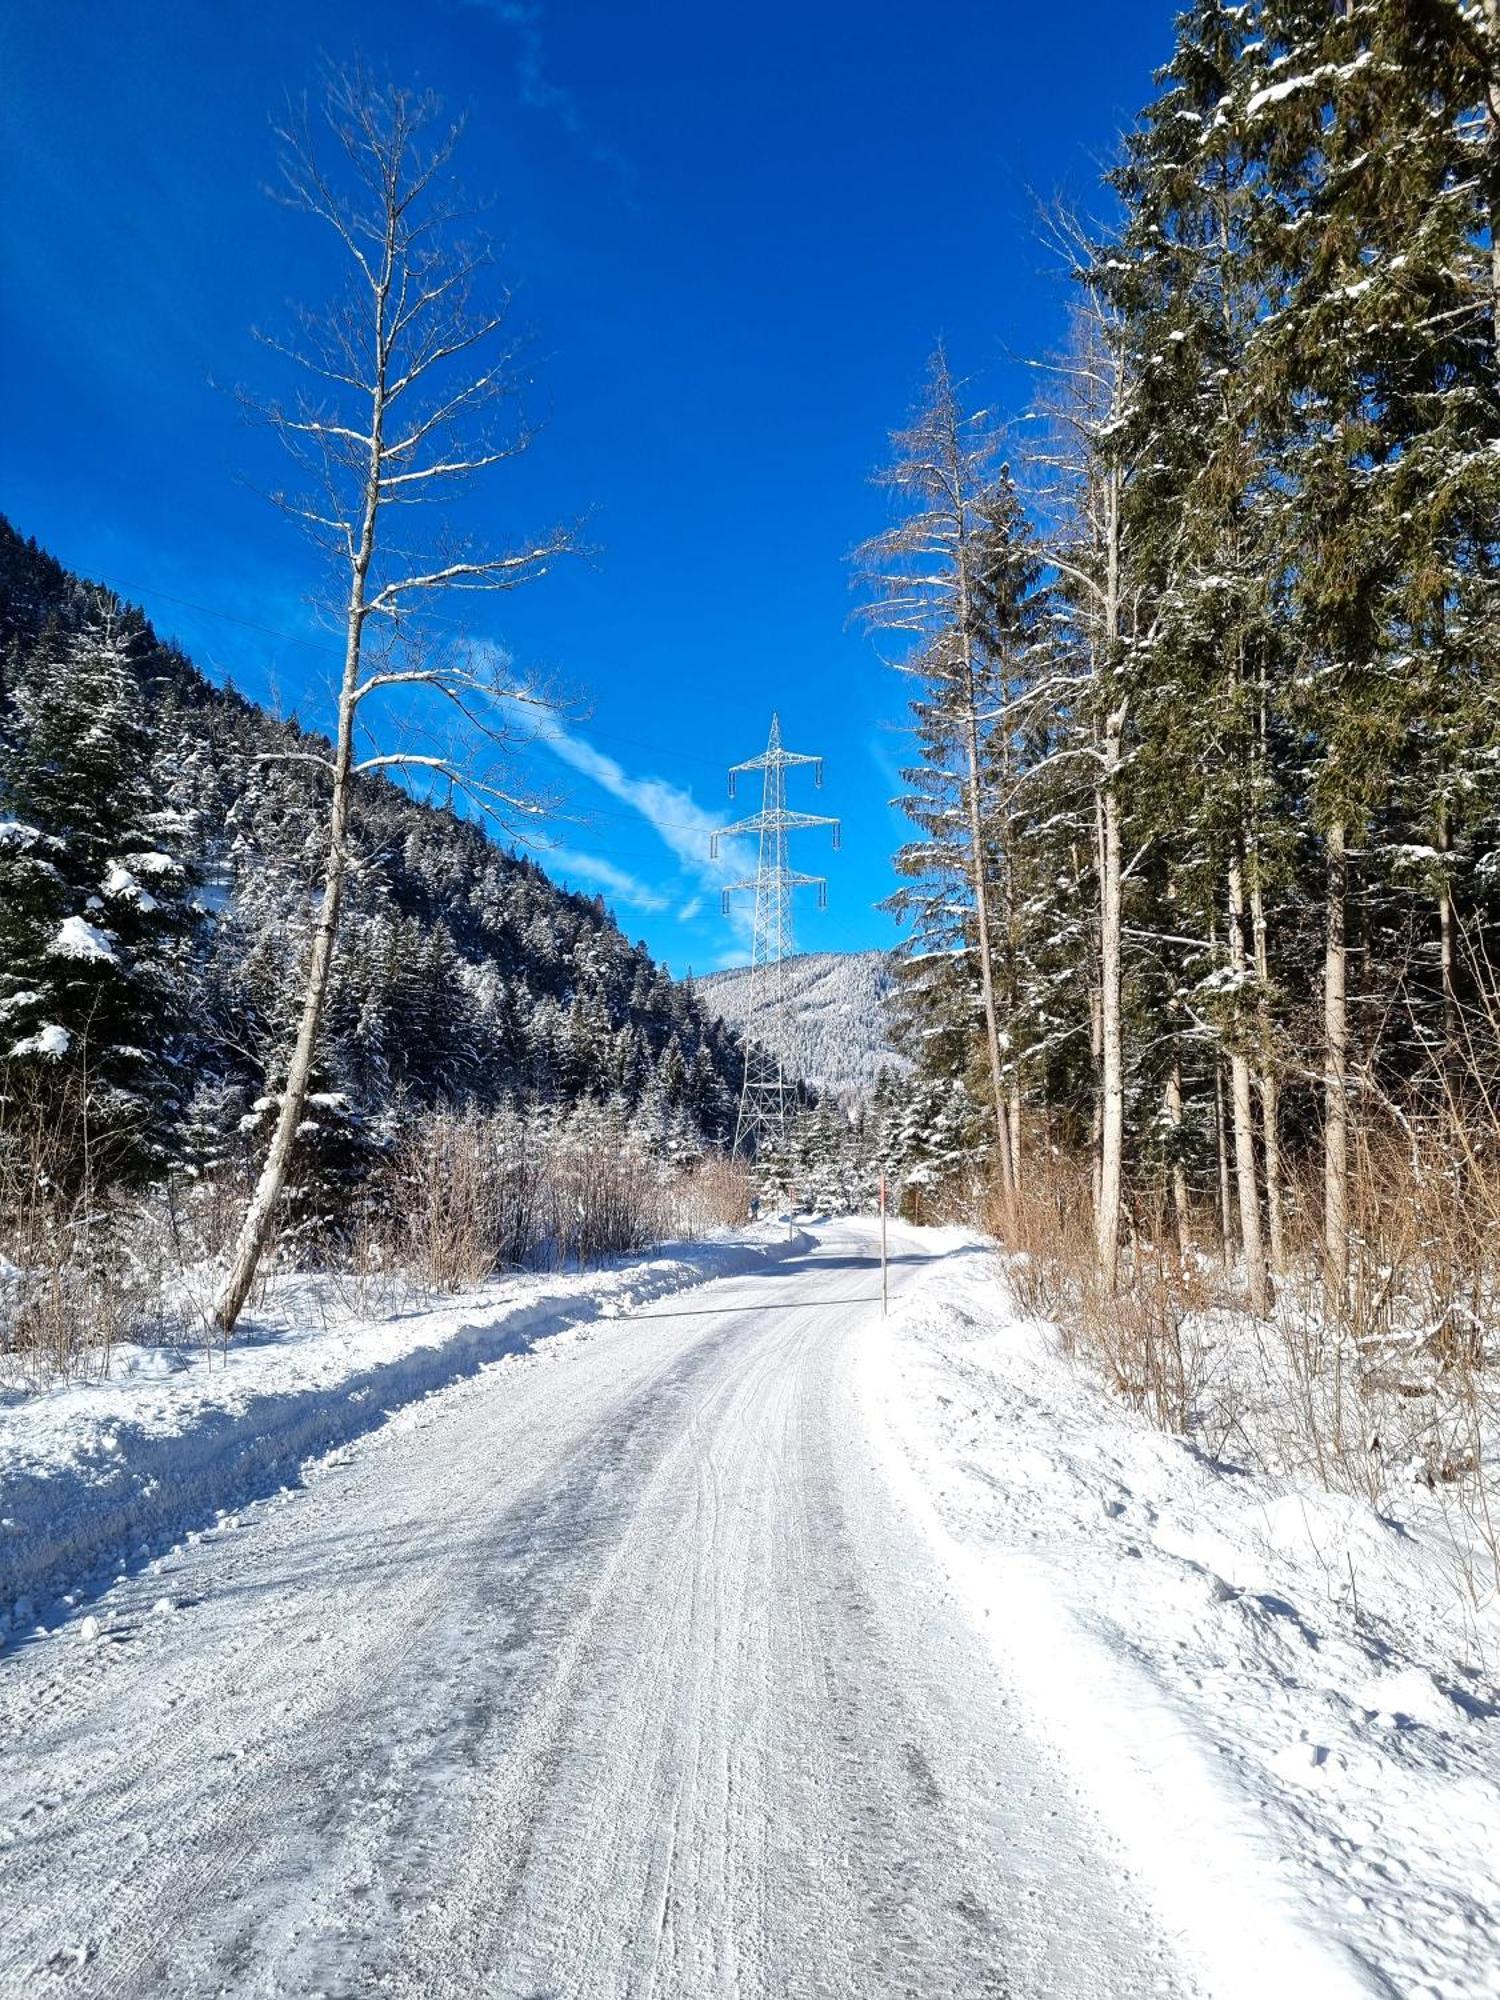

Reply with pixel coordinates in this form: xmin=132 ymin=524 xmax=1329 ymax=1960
xmin=996 ymin=1156 xmax=1221 ymax=1434
xmin=977 ymin=1068 xmax=1498 ymax=1603
xmin=1254 ymin=1108 xmax=1500 ymax=1572
xmin=676 ymin=1151 xmax=753 ymax=1234
xmin=0 ymin=1115 xmax=188 ymax=1387
xmin=993 ymin=1155 xmax=1097 ymax=1319
xmin=1077 ymin=1246 xmax=1220 ymax=1435
xmin=390 ymin=1106 xmax=748 ymax=1294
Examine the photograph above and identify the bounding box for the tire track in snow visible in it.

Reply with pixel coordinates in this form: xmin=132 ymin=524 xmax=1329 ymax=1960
xmin=1 ymin=1225 xmax=1199 ymax=1998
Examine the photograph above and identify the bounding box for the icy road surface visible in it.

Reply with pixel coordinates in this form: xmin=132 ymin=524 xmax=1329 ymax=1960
xmin=0 ymin=1222 xmax=1190 ymax=1998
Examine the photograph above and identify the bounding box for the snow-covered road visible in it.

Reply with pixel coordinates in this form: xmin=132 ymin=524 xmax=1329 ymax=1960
xmin=0 ymin=1221 xmax=1189 ymax=1998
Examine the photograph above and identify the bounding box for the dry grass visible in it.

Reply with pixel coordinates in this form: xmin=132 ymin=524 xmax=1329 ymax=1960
xmin=390 ymin=1108 xmax=751 ymax=1291
xmin=995 ymin=1158 xmax=1219 ymax=1434
xmin=0 ymin=1116 xmax=198 ymax=1387
xmin=1 ymin=1101 xmax=753 ymax=1384
xmin=977 ymin=1098 xmax=1500 ymax=1599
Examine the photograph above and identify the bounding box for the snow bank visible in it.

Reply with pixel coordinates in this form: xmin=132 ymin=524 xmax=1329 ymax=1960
xmin=0 ymin=1226 xmax=808 ymax=1628
xmin=865 ymin=1239 xmax=1500 ymax=2000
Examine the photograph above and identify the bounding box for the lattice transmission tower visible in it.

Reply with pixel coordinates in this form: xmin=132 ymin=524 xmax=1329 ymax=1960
xmin=711 ymin=713 xmax=839 ymax=1156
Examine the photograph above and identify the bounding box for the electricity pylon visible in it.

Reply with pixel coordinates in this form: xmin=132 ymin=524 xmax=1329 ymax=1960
xmin=712 ymin=713 xmax=839 ymax=1156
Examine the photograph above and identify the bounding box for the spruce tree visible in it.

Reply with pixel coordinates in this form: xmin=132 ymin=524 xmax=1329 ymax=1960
xmin=0 ymin=613 xmax=191 ymax=1184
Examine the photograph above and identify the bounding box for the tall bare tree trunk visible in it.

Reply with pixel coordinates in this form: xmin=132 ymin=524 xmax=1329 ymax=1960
xmin=1250 ymin=660 xmax=1284 ymax=1273
xmin=1227 ymin=857 xmax=1271 ymax=1313
xmin=1213 ymin=1059 xmax=1234 ymax=1270
xmin=1482 ymin=4 xmax=1500 ymax=374
xmin=210 ymin=75 xmax=569 ymax=1334
xmin=1089 ymin=981 xmax=1104 ymax=1218
xmin=1164 ymin=1061 xmax=1189 ymax=1255
xmin=214 ymin=347 xmax=386 ymax=1334
xmin=961 ymin=693 xmax=1017 ymax=1216
xmin=1092 ymin=434 xmax=1127 ymax=1292
xmin=1323 ymin=822 xmax=1350 ymax=1316
xmin=952 ymin=469 xmax=1015 ymax=1216
xmin=1096 ymin=750 xmax=1125 ymax=1289
xmin=1249 ymin=874 xmax=1284 ymax=1272
xmin=1437 ymin=804 xmax=1456 ymax=1051
xmin=1008 ymin=1092 xmax=1022 ymax=1196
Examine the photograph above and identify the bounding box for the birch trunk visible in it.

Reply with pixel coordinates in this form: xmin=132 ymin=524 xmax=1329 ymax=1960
xmin=1249 ymin=873 xmax=1284 ymax=1273
xmin=1437 ymin=804 xmax=1456 ymax=1051
xmin=1089 ymin=981 xmax=1104 ymax=1218
xmin=1482 ymin=5 xmax=1500 ymax=376
xmin=1323 ymin=822 xmax=1350 ymax=1316
xmin=1213 ymin=1058 xmax=1234 ymax=1270
xmin=209 ymin=77 xmax=567 ymax=1334
xmin=952 ymin=477 xmax=1015 ymax=1216
xmin=1096 ymin=745 xmax=1125 ymax=1289
xmin=961 ymin=695 xmax=1016 ymax=1215
xmin=1164 ymin=1062 xmax=1189 ymax=1255
xmin=1250 ymin=657 xmax=1284 ymax=1273
xmin=1227 ymin=857 xmax=1271 ymax=1313
xmin=1093 ymin=440 xmax=1127 ymax=1292
xmin=215 ymin=431 xmax=384 ymax=1332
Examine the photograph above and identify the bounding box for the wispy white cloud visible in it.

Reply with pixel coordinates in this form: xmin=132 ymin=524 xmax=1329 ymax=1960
xmin=527 ymin=712 xmax=756 ymax=945
xmin=542 ymin=844 xmax=670 ymax=914
xmin=866 ymin=728 xmax=907 ymax=806
xmin=677 ymin=895 xmax=703 ymax=922
xmin=532 ymin=715 xmax=750 ymax=878
xmin=457 ymin=2 xmax=636 ymax=191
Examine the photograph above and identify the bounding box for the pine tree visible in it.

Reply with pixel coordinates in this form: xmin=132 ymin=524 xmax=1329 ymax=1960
xmin=1237 ymin=0 xmax=1500 ymax=1306
xmin=1102 ymin=0 xmax=1289 ymax=1309
xmin=856 ymin=362 xmax=1062 ymax=1215
xmin=856 ymin=350 xmax=1026 ymax=1211
xmin=0 ymin=613 xmax=192 ymax=1183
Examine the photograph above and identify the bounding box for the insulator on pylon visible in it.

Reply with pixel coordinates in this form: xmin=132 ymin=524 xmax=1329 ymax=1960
xmin=832 ymin=822 xmax=842 ymax=851
xmin=709 ymin=831 xmax=719 ymax=859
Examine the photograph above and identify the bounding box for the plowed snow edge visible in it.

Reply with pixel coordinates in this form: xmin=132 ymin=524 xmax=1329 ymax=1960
xmin=1 ymin=1228 xmax=810 ymax=1627
xmin=860 ymin=1251 xmax=1426 ymax=2000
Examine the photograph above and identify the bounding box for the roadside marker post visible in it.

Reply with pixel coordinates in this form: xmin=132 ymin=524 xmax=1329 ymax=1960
xmin=879 ymin=1175 xmax=889 ymax=1317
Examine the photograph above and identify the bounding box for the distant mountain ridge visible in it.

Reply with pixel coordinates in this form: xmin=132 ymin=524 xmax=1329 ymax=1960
xmin=698 ymin=950 xmax=905 ymax=1100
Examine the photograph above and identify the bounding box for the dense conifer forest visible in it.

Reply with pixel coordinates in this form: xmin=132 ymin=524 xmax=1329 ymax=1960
xmin=868 ymin=3 xmax=1500 ymax=1332
xmin=0 ymin=517 xmax=746 ymax=1226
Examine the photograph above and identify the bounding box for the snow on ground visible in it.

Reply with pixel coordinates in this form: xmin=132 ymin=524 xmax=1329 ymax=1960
xmin=0 ymin=1224 xmax=807 ymax=1630
xmin=863 ymin=1236 xmax=1500 ymax=2000
xmin=0 ymin=1221 xmax=1194 ymax=1998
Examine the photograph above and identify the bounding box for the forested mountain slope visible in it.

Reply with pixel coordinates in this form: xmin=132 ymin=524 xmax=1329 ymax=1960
xmin=0 ymin=517 xmax=745 ymax=1182
xmin=698 ymin=950 xmax=905 ymax=1100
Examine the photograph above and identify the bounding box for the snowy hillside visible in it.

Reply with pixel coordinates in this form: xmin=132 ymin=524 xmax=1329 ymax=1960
xmin=697 ymin=950 xmax=906 ymax=1098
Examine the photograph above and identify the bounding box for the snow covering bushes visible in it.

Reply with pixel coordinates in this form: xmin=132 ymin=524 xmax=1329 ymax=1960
xmin=0 ymin=1221 xmax=801 ymax=1619
xmin=392 ymin=1106 xmax=749 ymax=1285
xmin=0 ymin=1117 xmax=190 ymax=1391
xmin=995 ymin=1119 xmax=1500 ymax=1608
xmin=867 ymin=1245 xmax=1500 ymax=2000
xmin=0 ymin=1104 xmax=750 ymax=1390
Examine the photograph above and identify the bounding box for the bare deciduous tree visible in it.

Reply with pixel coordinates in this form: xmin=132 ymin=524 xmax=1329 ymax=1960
xmin=214 ymin=65 xmax=576 ymax=1332
xmin=1029 ymin=291 xmax=1136 ymax=1294
xmin=855 ymin=349 xmax=1020 ymax=1216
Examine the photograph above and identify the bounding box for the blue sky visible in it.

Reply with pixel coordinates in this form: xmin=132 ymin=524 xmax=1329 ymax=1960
xmin=1 ymin=0 xmax=1169 ymax=973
